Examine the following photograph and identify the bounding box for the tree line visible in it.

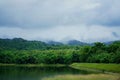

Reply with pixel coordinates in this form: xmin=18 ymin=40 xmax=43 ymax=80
xmin=0 ymin=38 xmax=120 ymax=64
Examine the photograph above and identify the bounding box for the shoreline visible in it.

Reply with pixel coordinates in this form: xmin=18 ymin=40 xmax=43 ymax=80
xmin=70 ymin=63 xmax=120 ymax=73
xmin=0 ymin=63 xmax=66 ymax=67
xmin=1 ymin=63 xmax=120 ymax=74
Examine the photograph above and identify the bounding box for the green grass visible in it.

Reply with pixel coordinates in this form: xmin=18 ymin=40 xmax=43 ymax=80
xmin=70 ymin=63 xmax=120 ymax=73
xmin=42 ymin=74 xmax=120 ymax=80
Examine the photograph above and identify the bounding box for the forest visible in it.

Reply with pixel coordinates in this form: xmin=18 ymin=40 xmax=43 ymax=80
xmin=0 ymin=38 xmax=120 ymax=64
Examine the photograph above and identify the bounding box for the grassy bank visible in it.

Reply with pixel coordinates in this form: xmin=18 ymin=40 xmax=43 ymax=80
xmin=70 ymin=63 xmax=120 ymax=73
xmin=42 ymin=74 xmax=119 ymax=80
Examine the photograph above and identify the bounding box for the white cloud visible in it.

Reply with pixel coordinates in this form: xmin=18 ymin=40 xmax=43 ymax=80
xmin=0 ymin=25 xmax=119 ymax=42
xmin=1 ymin=0 xmax=120 ymax=27
xmin=0 ymin=0 xmax=120 ymax=42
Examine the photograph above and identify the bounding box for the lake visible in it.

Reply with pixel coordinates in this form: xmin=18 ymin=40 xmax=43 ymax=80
xmin=0 ymin=65 xmax=98 ymax=80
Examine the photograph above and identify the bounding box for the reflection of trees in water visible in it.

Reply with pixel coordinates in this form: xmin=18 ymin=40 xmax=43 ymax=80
xmin=0 ymin=66 xmax=100 ymax=80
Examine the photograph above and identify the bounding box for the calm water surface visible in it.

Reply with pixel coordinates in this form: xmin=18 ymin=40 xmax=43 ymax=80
xmin=0 ymin=65 xmax=98 ymax=80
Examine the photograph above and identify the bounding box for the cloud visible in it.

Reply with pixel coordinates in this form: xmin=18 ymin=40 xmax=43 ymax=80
xmin=0 ymin=25 xmax=120 ymax=42
xmin=0 ymin=0 xmax=120 ymax=42
xmin=1 ymin=0 xmax=119 ymax=28
xmin=112 ymin=32 xmax=119 ymax=38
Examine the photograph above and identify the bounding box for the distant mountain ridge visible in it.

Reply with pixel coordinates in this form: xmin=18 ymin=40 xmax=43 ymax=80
xmin=67 ymin=40 xmax=88 ymax=46
xmin=46 ymin=41 xmax=63 ymax=45
xmin=0 ymin=38 xmax=119 ymax=50
xmin=0 ymin=38 xmax=47 ymax=50
xmin=45 ymin=40 xmax=89 ymax=46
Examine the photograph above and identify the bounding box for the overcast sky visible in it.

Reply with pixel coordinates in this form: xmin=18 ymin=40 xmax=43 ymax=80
xmin=0 ymin=0 xmax=120 ymax=42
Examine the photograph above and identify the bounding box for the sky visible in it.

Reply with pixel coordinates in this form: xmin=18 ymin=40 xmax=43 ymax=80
xmin=0 ymin=0 xmax=120 ymax=43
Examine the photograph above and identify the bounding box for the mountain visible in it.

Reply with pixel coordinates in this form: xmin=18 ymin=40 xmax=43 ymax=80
xmin=104 ymin=41 xmax=116 ymax=45
xmin=0 ymin=38 xmax=119 ymax=50
xmin=46 ymin=40 xmax=89 ymax=46
xmin=104 ymin=40 xmax=120 ymax=45
xmin=46 ymin=41 xmax=63 ymax=45
xmin=67 ymin=40 xmax=88 ymax=46
xmin=0 ymin=38 xmax=47 ymax=50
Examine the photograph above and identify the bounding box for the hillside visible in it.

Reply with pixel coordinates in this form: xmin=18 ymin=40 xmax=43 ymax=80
xmin=0 ymin=38 xmax=47 ymax=50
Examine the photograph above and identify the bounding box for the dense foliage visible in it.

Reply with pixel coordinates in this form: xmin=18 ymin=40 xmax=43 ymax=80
xmin=0 ymin=38 xmax=120 ymax=64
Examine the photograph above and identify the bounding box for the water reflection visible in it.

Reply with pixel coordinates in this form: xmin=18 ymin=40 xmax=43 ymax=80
xmin=0 ymin=66 xmax=98 ymax=80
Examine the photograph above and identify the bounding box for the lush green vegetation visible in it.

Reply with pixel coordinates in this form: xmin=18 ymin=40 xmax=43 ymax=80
xmin=0 ymin=38 xmax=79 ymax=50
xmin=42 ymin=74 xmax=119 ymax=80
xmin=0 ymin=38 xmax=120 ymax=64
xmin=71 ymin=63 xmax=120 ymax=73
